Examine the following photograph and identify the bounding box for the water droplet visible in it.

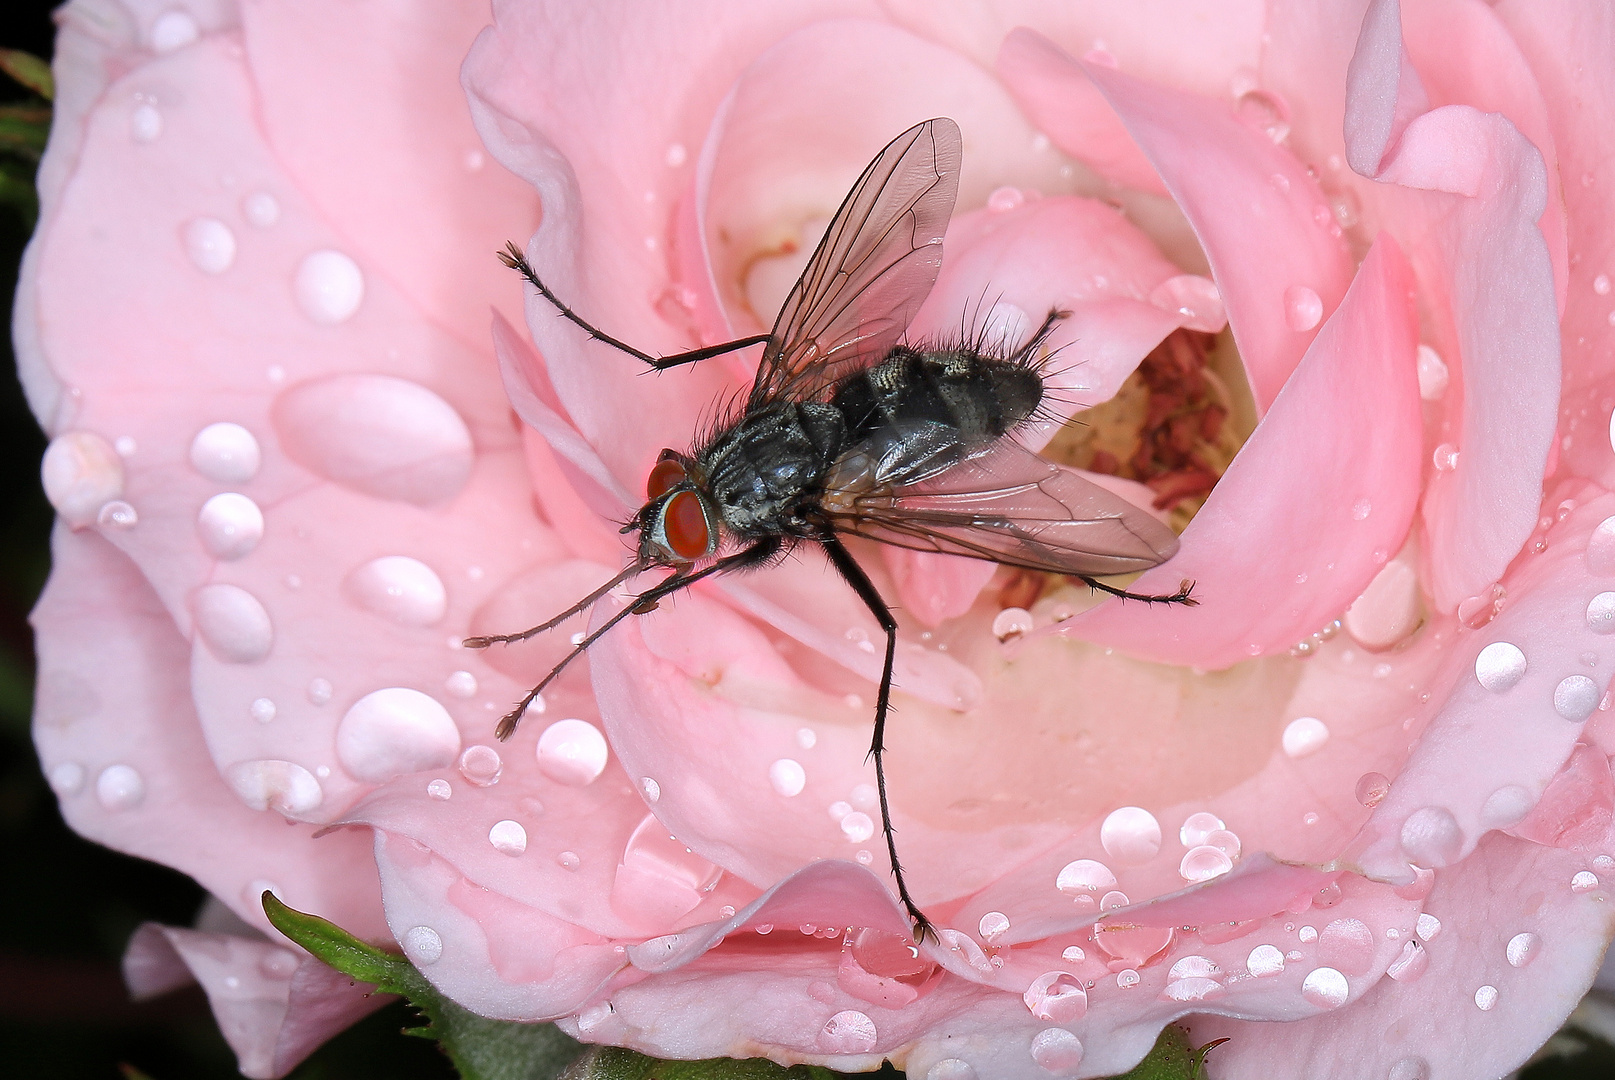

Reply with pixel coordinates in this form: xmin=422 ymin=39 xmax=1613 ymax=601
xmin=1505 ymin=930 xmax=1539 ymax=967
xmin=130 ymin=102 xmax=162 ymax=142
xmin=1596 ymin=854 xmax=1615 ymax=872
xmin=1318 ymin=918 xmax=1375 ymax=975
xmin=1282 ymin=716 xmax=1330 ymax=758
xmin=1572 ymin=870 xmax=1599 ymax=892
xmin=193 ymin=584 xmax=273 ymax=663
xmin=1475 ymin=641 xmax=1527 ymax=691
xmin=796 ymin=727 xmax=817 ymax=749
xmin=1201 ymin=829 xmax=1241 ymax=859
xmin=993 ymin=607 xmax=1034 ymax=641
xmin=1029 ymin=1028 xmax=1083 ymax=1074
xmin=1235 ymin=88 xmax=1291 ymax=142
xmin=1401 ymin=806 xmax=1462 ymax=866
xmin=849 ymin=926 xmax=932 ymax=980
xmin=189 ymin=422 xmax=261 ymax=483
xmin=664 ymin=142 xmax=687 ymax=168
xmin=1415 ymin=344 xmax=1449 ymax=400
xmin=1389 ymin=1057 xmax=1430 ymax=1080
xmin=183 ymin=217 xmax=236 ymax=274
xmin=1169 ymin=956 xmax=1221 ymax=981
xmin=850 ymin=783 xmax=877 ymax=809
xmin=442 ymin=671 xmax=477 ymax=699
xmin=1100 ymin=806 xmax=1162 ymax=864
xmin=769 ymin=758 xmax=806 ymax=796
xmin=148 ymin=8 xmax=200 ymax=51
xmin=1180 ymin=845 xmax=1233 ymax=882
xmin=535 ymin=718 xmax=609 ymax=786
xmin=403 ymin=924 xmax=443 ymax=964
xmin=345 ymin=556 xmax=447 ymax=626
xmin=1386 ymin=940 xmax=1427 ymax=982
xmin=426 ymin=778 xmax=451 ymax=799
xmin=1056 ymin=859 xmax=1117 ymax=895
xmin=1283 ymin=285 xmax=1323 ymax=331
xmin=272 ymin=374 xmax=473 ymax=504
xmin=1458 ymin=582 xmax=1506 ymax=628
xmin=576 ymin=1002 xmax=612 ymax=1032
xmin=196 ymin=492 xmax=263 ymax=559
xmin=113 ymin=435 xmax=137 ymax=457
xmin=1115 ymin=968 xmax=1140 ymax=988
xmin=1597 ymin=274 xmax=1612 ymax=296
xmin=1587 ymin=594 xmax=1615 ymax=636
xmin=1555 ymin=674 xmax=1601 ymax=722
xmin=979 ymin=911 xmax=1011 ymax=941
xmin=242 ymin=191 xmax=280 ymax=227
xmin=987 ymin=186 xmax=1025 ymax=213
xmin=1178 ymin=812 xmax=1224 ymax=847
xmin=1024 ymin=971 xmax=1087 ymax=1022
xmin=1349 ymin=498 xmax=1372 ymax=522
xmin=95 ymin=764 xmax=144 ymax=810
xmin=226 ymin=759 xmax=322 ymax=814
xmin=841 ymin=811 xmax=875 ymax=843
xmin=1300 ymin=966 xmax=1348 ymax=1008
xmin=306 ymin=677 xmax=333 ymax=705
xmin=556 ymin=850 xmax=581 ymax=871
xmin=1590 ymin=517 xmax=1615 ymax=574
xmin=1247 ymin=944 xmax=1285 ymax=977
xmin=49 ymin=761 xmax=85 ymax=796
xmin=1061 ymin=945 xmax=1085 ymax=962
xmin=1349 ymin=772 xmax=1390 ymax=807
xmin=926 ymin=1060 xmax=976 ymax=1080
xmin=1474 ymin=984 xmax=1499 ymax=1011
xmin=1100 ymin=890 xmax=1129 ymax=911
xmin=489 ymin=819 xmax=527 ymax=855
xmin=613 ymin=813 xmax=722 ymax=923
xmin=294 ymin=250 xmax=364 ymax=324
xmin=1298 ymin=925 xmax=1318 ymax=943
xmin=97 ymin=500 xmax=138 ymax=529
xmin=1147 ymin=275 xmax=1227 ymax=333
xmin=1432 ymin=443 xmax=1460 ymax=471
xmin=457 ymin=745 xmax=502 ymax=787
xmin=245 ymin=698 xmax=275 ymax=725
xmin=41 ymin=431 xmax=124 ymax=528
xmin=820 ymin=1010 xmax=877 ymax=1053
xmin=335 ymin=687 xmax=460 ymax=783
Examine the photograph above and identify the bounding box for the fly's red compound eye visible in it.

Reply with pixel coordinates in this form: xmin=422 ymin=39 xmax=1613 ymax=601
xmin=660 ymin=490 xmax=713 ymax=560
xmin=646 ymin=455 xmax=687 ymax=499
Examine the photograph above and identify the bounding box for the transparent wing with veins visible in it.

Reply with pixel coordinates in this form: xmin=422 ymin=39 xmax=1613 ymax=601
xmin=749 ymin=117 xmax=962 ymax=408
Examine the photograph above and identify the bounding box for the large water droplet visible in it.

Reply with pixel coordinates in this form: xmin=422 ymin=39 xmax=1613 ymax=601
xmin=96 ymin=764 xmax=144 ymax=810
xmin=272 ymin=375 xmax=472 ymax=504
xmin=190 ymin=422 xmax=261 ymax=483
xmin=193 ymin=584 xmax=273 ymax=663
xmin=1179 ymin=845 xmax=1233 ymax=882
xmin=183 ymin=217 xmax=236 ymax=274
xmin=1401 ymin=806 xmax=1462 ymax=866
xmin=1355 ymin=772 xmax=1391 ymax=807
xmin=1318 ymin=918 xmax=1374 ymax=975
xmin=1282 ymin=716 xmax=1329 ymax=758
xmin=1148 ymin=275 xmax=1226 ymax=333
xmin=1474 ymin=641 xmax=1527 ymax=691
xmin=1300 ymin=966 xmax=1348 ymax=1009
xmin=1481 ymin=784 xmax=1534 ymax=827
xmin=457 ymin=744 xmax=502 ymax=787
xmin=336 ymin=687 xmax=461 ymax=783
xmin=426 ymin=778 xmax=451 ymax=799
xmin=1056 ymin=858 xmax=1117 ymax=896
xmin=1555 ymin=675 xmax=1601 ymax=722
xmin=1234 ymin=88 xmax=1291 ymax=141
xmin=403 ymin=925 xmax=443 ymax=965
xmin=197 ymin=492 xmax=264 ymax=559
xmin=768 ymin=758 xmax=806 ymax=796
xmin=979 ymin=911 xmax=1010 ymax=941
xmin=489 ymin=819 xmax=527 ymax=855
xmin=820 ymin=1010 xmax=877 ymax=1054
xmin=41 ymin=432 xmax=124 ymax=528
xmin=1283 ymin=285 xmax=1322 ymax=331
xmin=294 ymin=250 xmax=364 ymax=324
xmin=1024 ymin=971 xmax=1087 ymax=1022
xmin=535 ymin=718 xmax=608 ymax=786
xmin=226 ymin=759 xmax=322 ymax=814
xmin=1247 ymin=943 xmax=1285 ymax=977
xmin=849 ymin=927 xmax=931 ymax=979
xmin=1100 ymin=806 xmax=1161 ymax=864
xmin=1029 ymin=1028 xmax=1084 ymax=1074
xmin=149 ymin=9 xmax=199 ymax=51
xmin=49 ymin=761 xmax=85 ymax=796
xmin=840 ymin=811 xmax=875 ymax=843
xmin=612 ymin=813 xmax=722 ymax=924
xmin=1505 ymin=931 xmax=1539 ymax=967
xmin=1587 ymin=593 xmax=1615 ymax=634
xmin=1178 ymin=812 xmax=1223 ymax=847
xmin=345 ymin=556 xmax=447 ymax=626
xmin=1386 ymin=939 xmax=1427 ymax=982
xmin=1572 ymin=870 xmax=1600 ymax=892
xmin=1474 ymin=984 xmax=1499 ymax=1011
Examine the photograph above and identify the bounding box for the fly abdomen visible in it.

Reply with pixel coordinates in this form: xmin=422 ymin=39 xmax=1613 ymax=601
xmin=831 ymin=346 xmax=1043 ymax=451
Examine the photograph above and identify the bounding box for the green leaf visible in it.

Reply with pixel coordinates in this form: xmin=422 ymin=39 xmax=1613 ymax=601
xmin=1108 ymin=1026 xmax=1229 ymax=1080
xmin=0 ymin=162 xmax=38 ymax=229
xmin=262 ymin=892 xmax=585 ymax=1080
xmin=564 ymin=1047 xmax=839 ymax=1080
xmin=0 ymin=49 xmax=53 ymax=100
xmin=0 ymin=104 xmax=51 ymax=160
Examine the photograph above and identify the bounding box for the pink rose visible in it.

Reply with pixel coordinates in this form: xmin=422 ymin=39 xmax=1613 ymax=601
xmin=24 ymin=0 xmax=1615 ymax=1077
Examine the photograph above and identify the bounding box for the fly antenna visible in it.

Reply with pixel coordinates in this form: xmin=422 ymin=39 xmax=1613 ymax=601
xmin=462 ymin=558 xmax=649 ymax=649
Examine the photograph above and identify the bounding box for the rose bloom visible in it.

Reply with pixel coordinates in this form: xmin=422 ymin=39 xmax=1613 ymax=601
xmin=20 ymin=0 xmax=1615 ymax=1076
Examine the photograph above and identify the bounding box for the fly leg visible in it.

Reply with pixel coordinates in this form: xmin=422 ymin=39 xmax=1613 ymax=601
xmin=1078 ymin=576 xmax=1198 ymax=605
xmin=499 ymin=242 xmax=769 ymax=370
xmin=819 ymin=535 xmax=935 ymax=942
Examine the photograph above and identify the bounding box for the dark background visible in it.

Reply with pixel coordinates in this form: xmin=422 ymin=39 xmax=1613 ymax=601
xmin=0 ymin=3 xmax=1609 ymax=1078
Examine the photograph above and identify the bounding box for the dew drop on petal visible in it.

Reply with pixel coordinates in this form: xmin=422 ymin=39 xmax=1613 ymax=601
xmin=926 ymin=1060 xmax=977 ymax=1080
xmin=130 ymin=102 xmax=162 ymax=142
xmin=987 ymin=186 xmax=1025 ymax=213
xmin=1202 ymin=829 xmax=1241 ymax=858
xmin=488 ymin=819 xmax=527 ymax=855
xmin=1475 ymin=642 xmax=1527 ymax=691
xmin=1061 ymin=945 xmax=1085 ymax=962
xmin=306 ymin=677 xmax=333 ymax=705
xmin=193 ymin=584 xmax=273 ymax=663
xmin=1147 ymin=275 xmax=1226 ymax=333
xmin=1587 ymin=593 xmax=1615 ymax=634
xmin=49 ymin=761 xmax=85 ymax=796
xmin=1024 ymin=972 xmax=1087 ymax=1022
xmin=148 ymin=8 xmax=199 ymax=51
xmin=226 ymin=759 xmax=322 ymax=814
xmin=426 ymin=778 xmax=451 ymax=800
xmin=993 ymin=607 xmax=1034 ymax=642
xmin=1506 ymin=931 xmax=1539 ymax=967
xmin=841 ymin=812 xmax=875 ymax=843
xmin=336 ymin=687 xmax=461 ymax=783
xmin=1116 ymin=968 xmax=1140 ymax=988
xmin=1432 ymin=443 xmax=1460 ymax=472
xmin=1100 ymin=806 xmax=1161 ymax=864
xmin=1100 ymin=890 xmax=1130 ymax=911
xmin=444 ymin=671 xmax=477 ymax=699
xmin=1385 ymin=939 xmax=1428 ymax=982
xmin=1588 ymin=517 xmax=1615 ymax=574
xmin=769 ymin=758 xmax=806 ymax=796
xmin=196 ymin=493 xmax=264 ymax=559
xmin=1301 ymin=967 xmax=1348 ymax=1009
xmin=856 ymin=849 xmax=873 ymax=865
xmin=1283 ymin=285 xmax=1323 ymax=331
xmin=249 ymin=697 xmax=276 ymax=724
xmin=189 ymin=422 xmax=261 ymax=483
xmin=1474 ymin=984 xmax=1499 ymax=1011
xmin=796 ymin=727 xmax=816 ymax=749
xmin=97 ymin=500 xmax=137 ymax=529
xmin=1572 ymin=870 xmax=1599 ymax=892
xmin=1282 ymin=716 xmax=1329 ymax=758
xmin=1247 ymin=944 xmax=1285 ymax=977
xmin=1355 ymin=772 xmax=1391 ymax=807
xmin=1597 ymin=274 xmax=1612 ymax=296
xmin=1180 ymin=845 xmax=1233 ymax=882
xmin=1401 ymin=807 xmax=1462 ymax=866
xmin=95 ymin=764 xmax=144 ymax=810
xmin=41 ymin=431 xmax=124 ymax=527
xmin=345 ymin=556 xmax=447 ymax=626
xmin=1056 ymin=859 xmax=1117 ymax=895
xmin=535 ymin=718 xmax=608 ymax=786
xmin=295 ymin=250 xmax=364 ymax=324
xmin=1415 ymin=344 xmax=1449 ymax=399
xmin=556 ymin=850 xmax=581 ymax=871
xmin=1389 ymin=1058 xmax=1430 ymax=1080
xmin=1414 ymin=912 xmax=1442 ymax=941
xmin=1555 ymin=675 xmax=1601 ymax=722
xmin=1029 ymin=1028 xmax=1084 ymax=1074
xmin=820 ymin=1010 xmax=877 ymax=1053
xmin=979 ymin=911 xmax=1011 ymax=941
xmin=1169 ymin=956 xmax=1221 ymax=980
xmin=457 ymin=745 xmax=502 ymax=787
xmin=1178 ymin=812 xmax=1224 ymax=847
xmin=183 ymin=217 xmax=236 ymax=274
xmin=1481 ymin=784 xmax=1534 ymax=827
xmin=1318 ymin=918 xmax=1375 ymax=975
xmin=403 ymin=925 xmax=443 ymax=965
xmin=1298 ymin=925 xmax=1318 ymax=943
xmin=243 ymin=191 xmax=280 ymax=227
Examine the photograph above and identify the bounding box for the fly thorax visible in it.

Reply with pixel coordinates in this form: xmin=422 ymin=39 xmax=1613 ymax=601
xmin=702 ymin=404 xmax=847 ymax=534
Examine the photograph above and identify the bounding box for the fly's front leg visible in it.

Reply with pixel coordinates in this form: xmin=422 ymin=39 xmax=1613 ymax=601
xmin=819 ymin=534 xmax=935 ymax=942
xmin=1079 ymin=575 xmax=1198 ymax=605
xmin=498 ymin=241 xmax=769 ymax=370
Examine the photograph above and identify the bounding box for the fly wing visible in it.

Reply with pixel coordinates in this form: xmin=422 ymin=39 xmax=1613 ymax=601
xmin=749 ymin=118 xmax=962 ymax=408
xmin=822 ymin=440 xmax=1180 ymax=577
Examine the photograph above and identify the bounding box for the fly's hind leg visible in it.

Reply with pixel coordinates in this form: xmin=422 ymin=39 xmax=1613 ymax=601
xmin=498 ymin=241 xmax=769 ymax=371
xmin=818 ymin=534 xmax=936 ymax=942
xmin=1078 ymin=576 xmax=1198 ymax=606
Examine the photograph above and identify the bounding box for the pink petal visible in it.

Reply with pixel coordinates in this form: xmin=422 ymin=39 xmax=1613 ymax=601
xmin=1063 ymin=235 xmax=1421 ymax=668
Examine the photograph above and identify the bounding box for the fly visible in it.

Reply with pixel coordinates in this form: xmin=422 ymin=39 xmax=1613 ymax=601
xmin=467 ymin=117 xmax=1195 ymax=939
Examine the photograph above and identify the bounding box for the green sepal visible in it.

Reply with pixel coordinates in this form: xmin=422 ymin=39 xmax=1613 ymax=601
xmin=0 ymin=49 xmax=53 ymax=100
xmin=1110 ymin=1025 xmax=1229 ymax=1080
xmin=0 ymin=103 xmax=51 ymax=160
xmin=563 ymin=1047 xmax=840 ymax=1080
xmin=262 ymin=892 xmax=584 ymax=1080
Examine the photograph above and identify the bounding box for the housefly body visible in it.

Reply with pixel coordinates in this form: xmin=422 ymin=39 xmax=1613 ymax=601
xmin=467 ymin=117 xmax=1194 ymax=938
